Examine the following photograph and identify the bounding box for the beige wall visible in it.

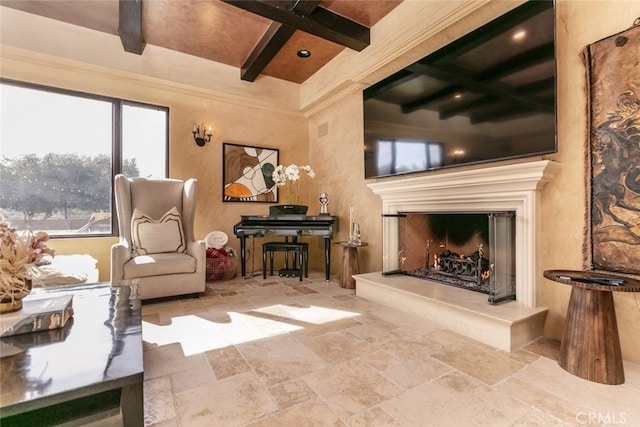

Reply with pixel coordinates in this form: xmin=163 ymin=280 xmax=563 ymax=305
xmin=2 ymin=1 xmax=640 ymax=363
xmin=541 ymin=0 xmax=640 ymax=362
xmin=306 ymin=91 xmax=381 ymax=273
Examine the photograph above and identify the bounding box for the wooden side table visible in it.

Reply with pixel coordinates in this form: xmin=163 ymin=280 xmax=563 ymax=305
xmin=335 ymin=241 xmax=368 ymax=289
xmin=544 ymin=269 xmax=640 ymax=385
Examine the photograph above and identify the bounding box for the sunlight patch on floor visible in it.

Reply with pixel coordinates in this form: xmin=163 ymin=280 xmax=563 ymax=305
xmin=252 ymin=304 xmax=360 ymax=324
xmin=143 ymin=304 xmax=360 ymax=355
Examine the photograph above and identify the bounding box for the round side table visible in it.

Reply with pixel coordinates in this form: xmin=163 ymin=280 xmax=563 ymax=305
xmin=544 ymin=269 xmax=640 ymax=385
xmin=335 ymin=241 xmax=368 ymax=289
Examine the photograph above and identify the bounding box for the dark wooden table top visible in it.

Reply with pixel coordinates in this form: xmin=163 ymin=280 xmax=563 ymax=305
xmin=0 ymin=282 xmax=142 ymax=416
xmin=335 ymin=241 xmax=368 ymax=247
xmin=544 ymin=269 xmax=640 ymax=293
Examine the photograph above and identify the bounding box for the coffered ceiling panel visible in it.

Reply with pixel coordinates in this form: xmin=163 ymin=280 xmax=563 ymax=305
xmin=1 ymin=0 xmax=402 ymax=84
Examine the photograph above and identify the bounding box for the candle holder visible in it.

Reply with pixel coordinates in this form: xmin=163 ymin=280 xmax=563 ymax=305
xmin=192 ymin=123 xmax=212 ymax=146
xmin=350 ymin=223 xmax=361 ymax=244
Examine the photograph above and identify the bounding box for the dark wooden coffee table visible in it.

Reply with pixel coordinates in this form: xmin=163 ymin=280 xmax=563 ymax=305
xmin=0 ymin=282 xmax=143 ymax=426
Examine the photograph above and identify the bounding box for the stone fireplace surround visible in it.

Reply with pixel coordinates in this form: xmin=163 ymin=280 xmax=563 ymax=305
xmin=355 ymin=160 xmax=560 ymax=351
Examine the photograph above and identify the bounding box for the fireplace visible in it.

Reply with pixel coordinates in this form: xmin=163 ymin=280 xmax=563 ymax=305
xmin=368 ymin=160 xmax=559 ymax=308
xmin=356 ymin=161 xmax=558 ymax=351
xmin=384 ymin=212 xmax=516 ymax=303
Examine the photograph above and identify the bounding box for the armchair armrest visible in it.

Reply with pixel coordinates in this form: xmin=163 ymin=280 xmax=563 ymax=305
xmin=111 ymin=241 xmax=132 ymax=282
xmin=187 ymin=240 xmax=206 ymax=272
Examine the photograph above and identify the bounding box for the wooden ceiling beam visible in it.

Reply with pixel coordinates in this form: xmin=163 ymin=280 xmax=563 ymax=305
xmin=401 ymin=42 xmax=555 ymax=114
xmin=119 ymin=0 xmax=144 ymax=54
xmin=478 ymin=42 xmax=554 ymax=81
xmin=305 ymin=6 xmax=369 ymax=50
xmin=363 ymin=69 xmax=415 ymax=100
xmin=439 ymin=77 xmax=555 ymax=120
xmin=399 ymin=85 xmax=463 ymax=113
xmin=222 ymin=0 xmax=370 ymax=51
xmin=420 ymin=1 xmax=552 ymax=65
xmin=469 ymin=94 xmax=554 ymax=124
xmin=241 ymin=1 xmax=321 ymax=82
xmin=402 ymin=63 xmax=553 ymax=115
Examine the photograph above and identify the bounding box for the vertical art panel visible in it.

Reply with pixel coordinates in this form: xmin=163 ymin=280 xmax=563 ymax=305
xmin=586 ymin=22 xmax=640 ymax=274
xmin=223 ymin=143 xmax=278 ymax=203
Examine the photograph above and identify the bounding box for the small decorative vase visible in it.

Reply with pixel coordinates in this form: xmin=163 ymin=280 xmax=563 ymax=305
xmin=350 ymin=223 xmax=361 ymax=244
xmin=0 ymin=279 xmax=32 ymax=313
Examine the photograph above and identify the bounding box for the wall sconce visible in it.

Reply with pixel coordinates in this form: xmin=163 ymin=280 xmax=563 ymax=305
xmin=192 ymin=123 xmax=212 ymax=147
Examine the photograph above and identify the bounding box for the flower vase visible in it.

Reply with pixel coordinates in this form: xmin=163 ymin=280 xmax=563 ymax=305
xmin=0 ymin=279 xmax=32 ymax=313
xmin=286 ymin=181 xmax=300 ymax=205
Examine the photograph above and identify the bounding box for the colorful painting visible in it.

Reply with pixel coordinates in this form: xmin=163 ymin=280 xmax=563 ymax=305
xmin=585 ymin=23 xmax=640 ymax=274
xmin=223 ymin=143 xmax=278 ymax=202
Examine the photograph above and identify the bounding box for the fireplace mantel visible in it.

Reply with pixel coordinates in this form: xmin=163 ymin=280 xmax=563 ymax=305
xmin=367 ymin=160 xmax=560 ymax=308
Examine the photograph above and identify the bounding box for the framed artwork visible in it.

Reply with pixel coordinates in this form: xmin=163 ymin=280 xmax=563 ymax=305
xmin=585 ymin=23 xmax=640 ymax=275
xmin=223 ymin=143 xmax=278 ymax=203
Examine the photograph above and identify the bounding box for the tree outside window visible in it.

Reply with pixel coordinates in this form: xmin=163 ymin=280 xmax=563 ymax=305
xmin=0 ymin=81 xmax=168 ymax=236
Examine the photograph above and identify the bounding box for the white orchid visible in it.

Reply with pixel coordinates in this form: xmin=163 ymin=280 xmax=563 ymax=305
xmin=272 ymin=164 xmax=315 ymax=204
xmin=273 ymin=164 xmax=315 ymax=187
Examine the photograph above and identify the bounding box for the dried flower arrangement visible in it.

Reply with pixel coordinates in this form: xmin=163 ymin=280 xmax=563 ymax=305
xmin=0 ymin=216 xmax=55 ymax=308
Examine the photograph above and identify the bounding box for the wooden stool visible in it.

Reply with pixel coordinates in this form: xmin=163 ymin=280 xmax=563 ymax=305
xmin=262 ymin=242 xmax=309 ymax=281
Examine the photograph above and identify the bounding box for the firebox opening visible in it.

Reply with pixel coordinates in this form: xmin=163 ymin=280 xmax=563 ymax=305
xmin=384 ymin=211 xmax=516 ymax=304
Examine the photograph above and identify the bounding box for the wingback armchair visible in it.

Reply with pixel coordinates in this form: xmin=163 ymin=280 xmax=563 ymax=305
xmin=111 ymin=174 xmax=206 ymax=300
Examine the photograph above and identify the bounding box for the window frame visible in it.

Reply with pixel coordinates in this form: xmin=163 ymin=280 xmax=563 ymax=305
xmin=0 ymin=78 xmax=170 ymax=239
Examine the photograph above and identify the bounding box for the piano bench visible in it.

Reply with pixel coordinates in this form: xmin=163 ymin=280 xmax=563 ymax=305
xmin=262 ymin=242 xmax=309 ymax=281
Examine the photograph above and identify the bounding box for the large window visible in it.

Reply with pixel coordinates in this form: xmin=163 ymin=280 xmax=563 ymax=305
xmin=0 ymin=80 xmax=168 ymax=237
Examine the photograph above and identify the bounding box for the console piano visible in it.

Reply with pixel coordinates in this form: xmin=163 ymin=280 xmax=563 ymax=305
xmin=234 ymin=215 xmax=337 ymax=279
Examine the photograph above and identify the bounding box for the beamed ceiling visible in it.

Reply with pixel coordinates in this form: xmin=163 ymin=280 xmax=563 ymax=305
xmin=365 ymin=1 xmax=555 ymax=124
xmin=2 ymin=0 xmax=554 ymax=124
xmin=1 ymin=0 xmax=402 ymax=84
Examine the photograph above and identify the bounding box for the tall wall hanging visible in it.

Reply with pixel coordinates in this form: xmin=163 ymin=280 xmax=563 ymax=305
xmin=585 ymin=18 xmax=640 ymax=274
xmin=222 ymin=143 xmax=279 ymax=203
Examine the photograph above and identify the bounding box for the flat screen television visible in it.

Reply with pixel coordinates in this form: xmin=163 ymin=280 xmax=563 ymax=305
xmin=364 ymin=0 xmax=556 ymax=179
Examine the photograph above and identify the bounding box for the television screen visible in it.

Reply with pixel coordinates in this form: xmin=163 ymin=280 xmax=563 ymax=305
xmin=364 ymin=0 xmax=556 ymax=179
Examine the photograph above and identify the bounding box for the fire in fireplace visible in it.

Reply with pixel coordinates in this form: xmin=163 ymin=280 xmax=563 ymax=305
xmin=383 ymin=212 xmax=516 ymax=304
xmin=419 ymin=241 xmax=492 ymax=292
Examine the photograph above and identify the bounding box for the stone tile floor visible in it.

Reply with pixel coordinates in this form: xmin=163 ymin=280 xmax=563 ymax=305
xmin=141 ymin=271 xmax=640 ymax=426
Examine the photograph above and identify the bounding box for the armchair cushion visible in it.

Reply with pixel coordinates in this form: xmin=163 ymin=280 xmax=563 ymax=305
xmin=124 ymin=252 xmax=196 ymax=279
xmin=131 ymin=206 xmax=186 ymax=255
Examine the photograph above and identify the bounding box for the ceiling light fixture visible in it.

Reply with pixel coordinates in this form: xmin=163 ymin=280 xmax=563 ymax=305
xmin=297 ymin=50 xmax=311 ymax=58
xmin=512 ymin=30 xmax=527 ymax=42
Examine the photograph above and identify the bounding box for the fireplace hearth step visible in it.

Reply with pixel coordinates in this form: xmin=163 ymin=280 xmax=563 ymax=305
xmin=354 ymin=272 xmax=548 ymax=352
